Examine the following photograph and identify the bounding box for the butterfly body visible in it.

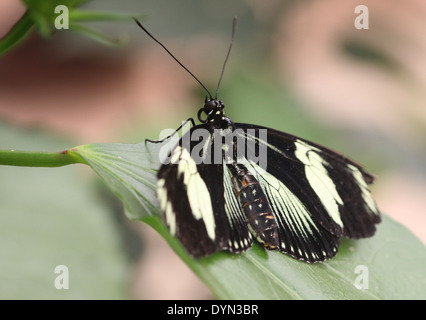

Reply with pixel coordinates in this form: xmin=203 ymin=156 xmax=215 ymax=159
xmin=229 ymin=163 xmax=279 ymax=249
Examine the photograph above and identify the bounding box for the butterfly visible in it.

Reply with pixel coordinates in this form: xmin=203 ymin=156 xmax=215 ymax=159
xmin=135 ymin=17 xmax=381 ymax=263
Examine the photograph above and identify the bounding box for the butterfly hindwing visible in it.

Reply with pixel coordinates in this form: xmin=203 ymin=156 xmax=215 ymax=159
xmin=242 ymin=158 xmax=340 ymax=262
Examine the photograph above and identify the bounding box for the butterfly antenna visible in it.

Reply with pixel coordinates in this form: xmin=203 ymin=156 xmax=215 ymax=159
xmin=133 ymin=18 xmax=213 ymax=99
xmin=215 ymin=16 xmax=237 ymax=99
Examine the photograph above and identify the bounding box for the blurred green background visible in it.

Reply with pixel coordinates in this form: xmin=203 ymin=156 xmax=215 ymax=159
xmin=0 ymin=0 xmax=425 ymax=299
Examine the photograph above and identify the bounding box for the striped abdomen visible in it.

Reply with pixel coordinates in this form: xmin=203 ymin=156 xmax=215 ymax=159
xmin=229 ymin=164 xmax=279 ymax=249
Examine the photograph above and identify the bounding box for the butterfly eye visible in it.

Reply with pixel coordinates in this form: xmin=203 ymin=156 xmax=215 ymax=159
xmin=203 ymin=99 xmax=218 ymax=112
xmin=197 ymin=99 xmax=218 ymax=123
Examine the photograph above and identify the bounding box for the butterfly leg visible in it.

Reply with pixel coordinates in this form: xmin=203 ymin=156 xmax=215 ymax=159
xmin=145 ymin=117 xmax=196 ymax=144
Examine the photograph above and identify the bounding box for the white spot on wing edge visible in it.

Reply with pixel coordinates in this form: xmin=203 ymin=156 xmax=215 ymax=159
xmin=157 ymin=178 xmax=176 ymax=236
xmin=165 ymin=201 xmax=175 ymax=235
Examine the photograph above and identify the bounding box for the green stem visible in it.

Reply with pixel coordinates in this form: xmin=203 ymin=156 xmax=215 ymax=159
xmin=0 ymin=148 xmax=87 ymax=167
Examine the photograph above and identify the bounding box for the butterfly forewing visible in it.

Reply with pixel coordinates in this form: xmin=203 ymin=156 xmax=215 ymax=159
xmin=239 ymin=123 xmax=381 ymax=239
xmin=157 ymin=124 xmax=252 ymax=257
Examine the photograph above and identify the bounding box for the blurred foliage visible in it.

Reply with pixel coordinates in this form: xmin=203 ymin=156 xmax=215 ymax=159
xmin=341 ymin=39 xmax=400 ymax=73
xmin=22 ymin=0 xmax=89 ymax=37
xmin=0 ymin=0 xmax=137 ymax=55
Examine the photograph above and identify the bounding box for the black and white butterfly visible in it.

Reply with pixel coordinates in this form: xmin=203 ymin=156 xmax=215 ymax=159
xmin=135 ymin=17 xmax=381 ymax=263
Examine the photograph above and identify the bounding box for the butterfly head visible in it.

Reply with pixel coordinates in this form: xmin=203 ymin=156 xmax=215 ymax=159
xmin=197 ymin=97 xmax=225 ymax=123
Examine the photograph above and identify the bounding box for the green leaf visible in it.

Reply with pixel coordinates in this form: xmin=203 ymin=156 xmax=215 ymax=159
xmin=146 ymin=213 xmax=426 ymax=300
xmin=73 ymin=142 xmax=162 ymax=220
xmin=72 ymin=140 xmax=426 ymax=300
